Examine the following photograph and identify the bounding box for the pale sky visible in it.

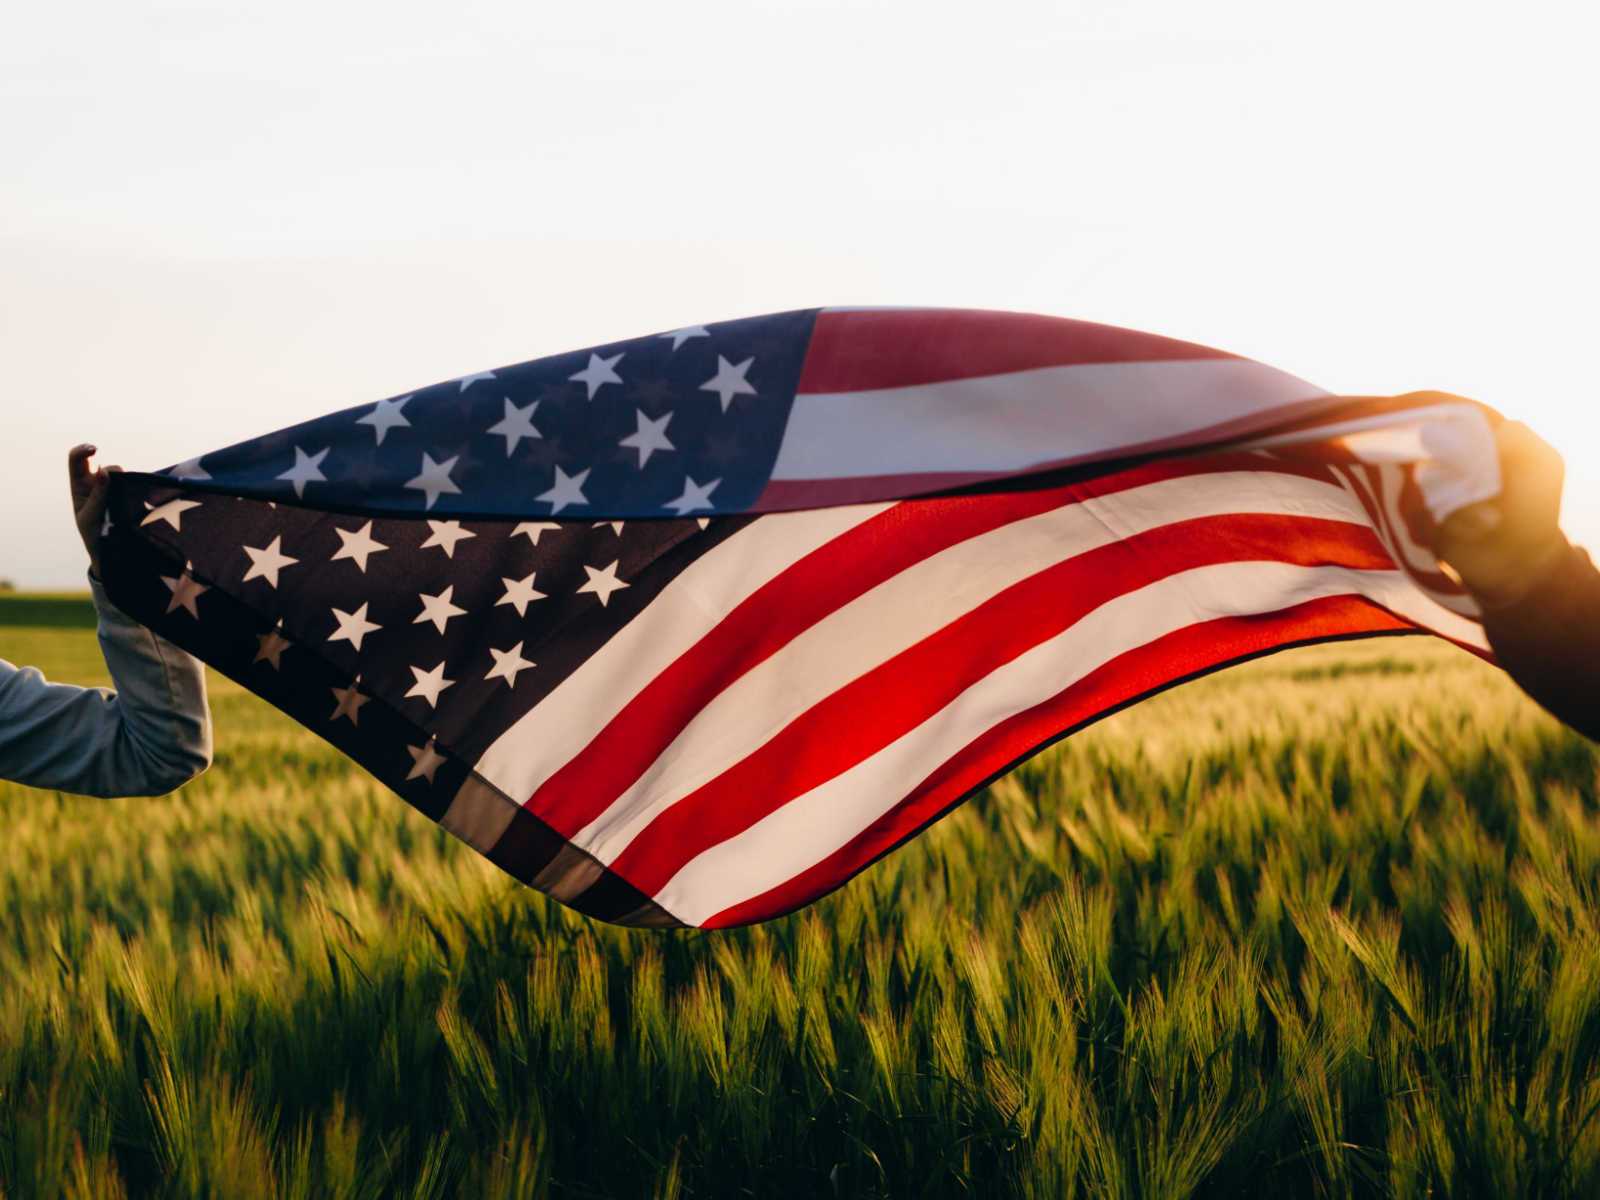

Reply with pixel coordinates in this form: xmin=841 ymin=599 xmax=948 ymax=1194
xmin=3 ymin=0 xmax=1596 ymax=588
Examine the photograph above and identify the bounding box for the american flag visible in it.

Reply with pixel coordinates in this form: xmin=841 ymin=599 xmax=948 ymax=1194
xmin=99 ymin=307 xmax=1498 ymax=928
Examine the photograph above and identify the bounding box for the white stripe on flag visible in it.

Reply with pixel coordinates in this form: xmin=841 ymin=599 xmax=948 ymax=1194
xmin=1373 ymin=464 xmax=1481 ymax=619
xmin=572 ymin=469 xmax=1372 ymax=864
xmin=771 ymin=358 xmax=1330 ymax=483
xmin=1239 ymin=400 xmax=1500 ymax=523
xmin=470 ymin=502 xmax=893 ymax=804
xmin=654 ymin=560 xmax=1487 ymax=925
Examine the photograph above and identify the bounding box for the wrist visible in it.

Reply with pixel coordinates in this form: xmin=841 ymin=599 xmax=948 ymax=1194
xmin=1471 ymin=533 xmax=1571 ymax=611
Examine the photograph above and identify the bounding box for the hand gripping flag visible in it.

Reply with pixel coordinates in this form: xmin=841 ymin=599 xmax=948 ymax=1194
xmin=98 ymin=308 xmax=1502 ymax=928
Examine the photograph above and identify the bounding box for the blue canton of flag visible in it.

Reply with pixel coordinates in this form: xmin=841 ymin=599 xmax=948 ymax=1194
xmin=167 ymin=309 xmax=819 ymax=519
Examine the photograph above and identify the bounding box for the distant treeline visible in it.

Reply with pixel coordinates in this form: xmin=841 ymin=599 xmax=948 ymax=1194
xmin=0 ymin=592 xmax=97 ymax=629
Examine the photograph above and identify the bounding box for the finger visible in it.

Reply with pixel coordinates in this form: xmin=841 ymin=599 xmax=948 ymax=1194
xmin=67 ymin=443 xmax=96 ymax=488
xmin=80 ymin=473 xmax=113 ymax=526
xmin=1497 ymin=422 xmax=1566 ymax=501
xmin=1499 ymin=419 xmax=1562 ymax=466
xmin=86 ymin=465 xmax=124 ymax=523
xmin=1393 ymin=388 xmax=1475 ymax=408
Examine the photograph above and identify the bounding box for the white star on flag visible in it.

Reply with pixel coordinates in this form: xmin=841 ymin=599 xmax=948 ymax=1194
xmin=414 ymin=585 xmax=466 ymax=634
xmin=658 ymin=325 xmax=710 ymax=351
xmin=241 ymin=535 xmax=299 ymax=587
xmin=405 ymin=453 xmax=462 ymax=510
xmin=496 ymin=572 xmax=547 ymax=617
xmin=254 ymin=624 xmax=290 ymax=669
xmin=485 ymin=641 xmax=536 ymax=687
xmin=141 ymin=498 xmax=201 ymax=531
xmin=593 ymin=521 xmax=625 ymax=536
xmin=405 ymin=661 xmax=455 ymax=708
xmin=619 ymin=409 xmax=674 ymax=467
xmin=330 ymin=676 xmax=369 ymax=724
xmin=665 ymin=475 xmax=721 ymax=516
xmin=568 ymin=352 xmax=624 ymax=400
xmin=406 ymin=738 xmax=447 ymax=782
xmin=277 ymin=446 xmax=329 ymax=498
xmin=419 ymin=519 xmax=477 ymax=559
xmin=168 ymin=456 xmax=211 ymax=481
xmin=486 ymin=398 xmax=542 ymax=455
xmin=357 ymin=395 xmax=411 ymax=445
xmin=456 ymin=370 xmax=496 ymax=392
xmin=331 ymin=521 xmax=388 ymax=572
xmin=328 ymin=602 xmax=382 ymax=651
xmin=161 ymin=566 xmax=208 ymax=618
xmin=513 ymin=521 xmax=561 ymax=545
xmin=537 ymin=466 xmax=590 ymax=514
xmin=700 ymin=355 xmax=757 ymax=412
xmin=577 ymin=560 xmax=630 ymax=607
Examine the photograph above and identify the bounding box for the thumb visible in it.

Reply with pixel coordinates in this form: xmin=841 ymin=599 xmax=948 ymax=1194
xmin=80 ymin=467 xmax=112 ymax=524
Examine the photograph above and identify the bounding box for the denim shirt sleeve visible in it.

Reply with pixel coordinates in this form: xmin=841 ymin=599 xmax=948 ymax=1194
xmin=0 ymin=574 xmax=213 ymax=797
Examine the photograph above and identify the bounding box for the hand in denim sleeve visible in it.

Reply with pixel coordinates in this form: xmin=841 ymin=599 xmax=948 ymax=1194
xmin=0 ymin=574 xmax=212 ymax=797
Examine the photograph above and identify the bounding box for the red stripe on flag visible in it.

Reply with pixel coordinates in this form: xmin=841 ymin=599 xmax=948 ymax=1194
xmin=606 ymin=514 xmax=1393 ymax=896
xmin=701 ymin=593 xmax=1413 ymax=927
xmin=795 ymin=309 xmax=1237 ymax=395
xmin=526 ymin=454 xmax=1342 ymax=839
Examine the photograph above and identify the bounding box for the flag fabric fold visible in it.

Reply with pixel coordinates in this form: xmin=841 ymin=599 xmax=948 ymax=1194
xmin=100 ymin=306 xmax=1501 ymax=927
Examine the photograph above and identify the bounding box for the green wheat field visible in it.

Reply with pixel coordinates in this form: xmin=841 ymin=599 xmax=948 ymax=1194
xmin=3 ymin=594 xmax=1599 ymax=1198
